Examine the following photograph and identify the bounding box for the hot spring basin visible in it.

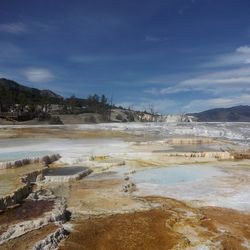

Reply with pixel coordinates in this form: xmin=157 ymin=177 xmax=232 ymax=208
xmin=131 ymin=165 xmax=250 ymax=211
xmin=153 ymin=143 xmax=224 ymax=153
xmin=45 ymin=166 xmax=88 ymax=176
xmin=131 ymin=165 xmax=225 ymax=185
xmin=44 ymin=166 xmax=91 ymax=182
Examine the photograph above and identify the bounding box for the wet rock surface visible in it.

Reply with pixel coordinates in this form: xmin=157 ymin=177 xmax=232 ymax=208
xmin=32 ymin=227 xmax=69 ymax=250
xmin=0 ymin=224 xmax=58 ymax=250
xmin=0 ymin=199 xmax=54 ymax=235
xmin=60 ymin=196 xmax=250 ymax=250
xmin=0 ymin=187 xmax=70 ymax=248
xmin=123 ymin=182 xmax=136 ymax=193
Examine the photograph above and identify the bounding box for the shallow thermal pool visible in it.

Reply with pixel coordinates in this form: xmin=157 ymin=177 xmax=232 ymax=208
xmin=154 ymin=143 xmax=227 ymax=153
xmin=45 ymin=166 xmax=88 ymax=176
xmin=0 ymin=150 xmax=53 ymax=162
xmin=132 ymin=165 xmax=250 ymax=211
xmin=0 ymin=137 xmax=129 ymax=164
xmin=131 ymin=165 xmax=225 ymax=185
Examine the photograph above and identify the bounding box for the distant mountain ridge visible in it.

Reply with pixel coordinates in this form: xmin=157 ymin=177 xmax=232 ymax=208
xmin=0 ymin=78 xmax=63 ymax=104
xmin=1 ymin=78 xmax=250 ymax=123
xmin=0 ymin=78 xmax=164 ymax=124
xmin=189 ymin=105 xmax=250 ymax=122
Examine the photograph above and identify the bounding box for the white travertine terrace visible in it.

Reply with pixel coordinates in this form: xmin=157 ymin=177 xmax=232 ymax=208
xmin=0 ymin=123 xmax=250 ymax=249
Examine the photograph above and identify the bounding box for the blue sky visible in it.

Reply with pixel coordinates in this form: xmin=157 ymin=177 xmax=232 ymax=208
xmin=1 ymin=0 xmax=250 ymax=114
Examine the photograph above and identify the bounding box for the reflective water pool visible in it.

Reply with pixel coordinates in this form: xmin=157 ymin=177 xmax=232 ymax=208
xmin=131 ymin=165 xmax=225 ymax=185
xmin=0 ymin=151 xmax=53 ymax=162
xmin=153 ymin=144 xmax=225 ymax=153
xmin=0 ymin=137 xmax=128 ymax=164
xmin=132 ymin=165 xmax=250 ymax=211
xmin=45 ymin=166 xmax=88 ymax=176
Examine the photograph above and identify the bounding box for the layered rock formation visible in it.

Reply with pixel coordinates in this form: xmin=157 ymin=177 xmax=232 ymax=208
xmin=0 ymin=154 xmax=61 ymax=170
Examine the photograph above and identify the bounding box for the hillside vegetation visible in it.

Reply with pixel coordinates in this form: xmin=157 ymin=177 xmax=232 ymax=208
xmin=189 ymin=106 xmax=250 ymax=122
xmin=0 ymin=78 xmax=156 ymax=124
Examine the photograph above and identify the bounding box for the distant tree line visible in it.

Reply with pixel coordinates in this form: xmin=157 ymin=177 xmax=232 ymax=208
xmin=64 ymin=94 xmax=113 ymax=120
xmin=0 ymin=78 xmax=114 ymax=121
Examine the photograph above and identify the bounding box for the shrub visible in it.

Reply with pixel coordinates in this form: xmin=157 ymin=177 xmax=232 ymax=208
xmin=49 ymin=116 xmax=63 ymax=124
xmin=116 ymin=114 xmax=123 ymax=121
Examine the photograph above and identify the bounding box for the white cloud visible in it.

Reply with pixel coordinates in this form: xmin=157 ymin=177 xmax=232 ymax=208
xmin=22 ymin=68 xmax=55 ymax=83
xmin=201 ymin=48 xmax=250 ymax=68
xmin=181 ymin=66 xmax=250 ymax=87
xmin=202 ymin=53 xmax=250 ymax=68
xmin=145 ymin=86 xmax=190 ymax=95
xmin=183 ymin=94 xmax=250 ymax=113
xmin=0 ymin=22 xmax=28 ymax=34
xmin=144 ymin=66 xmax=250 ymax=96
xmin=144 ymin=45 xmax=250 ymax=96
xmin=236 ymin=46 xmax=250 ymax=54
xmin=142 ymin=45 xmax=250 ymax=112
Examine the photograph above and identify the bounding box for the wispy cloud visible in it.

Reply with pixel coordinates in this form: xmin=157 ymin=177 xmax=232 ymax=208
xmin=0 ymin=22 xmax=28 ymax=34
xmin=144 ymin=35 xmax=168 ymax=42
xmin=32 ymin=22 xmax=58 ymax=32
xmin=145 ymin=67 xmax=250 ymax=96
xmin=201 ymin=45 xmax=250 ymax=68
xmin=183 ymin=94 xmax=250 ymax=113
xmin=69 ymin=53 xmax=147 ymax=63
xmin=22 ymin=68 xmax=55 ymax=83
xmin=145 ymin=45 xmax=250 ymax=96
xmin=144 ymin=86 xmax=190 ymax=95
xmin=0 ymin=22 xmax=56 ymax=35
xmin=236 ymin=45 xmax=250 ymax=54
xmin=69 ymin=55 xmax=114 ymax=63
xmin=181 ymin=66 xmax=250 ymax=87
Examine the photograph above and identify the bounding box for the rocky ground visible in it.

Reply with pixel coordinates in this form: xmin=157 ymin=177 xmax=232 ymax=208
xmin=60 ymin=197 xmax=250 ymax=250
xmin=0 ymin=124 xmax=250 ymax=249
